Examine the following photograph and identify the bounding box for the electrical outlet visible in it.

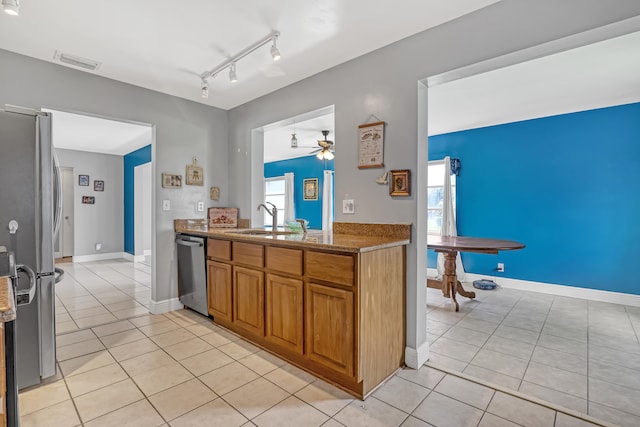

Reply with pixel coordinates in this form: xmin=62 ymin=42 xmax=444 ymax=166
xmin=95 ymin=243 xmax=102 ymax=251
xmin=343 ymin=199 xmax=355 ymax=214
xmin=497 ymin=262 xmax=504 ymax=272
xmin=162 ymin=200 xmax=171 ymax=211
xmin=197 ymin=201 xmax=204 ymax=212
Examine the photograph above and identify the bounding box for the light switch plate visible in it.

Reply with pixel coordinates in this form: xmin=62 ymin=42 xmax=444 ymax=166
xmin=162 ymin=200 xmax=171 ymax=211
xmin=343 ymin=199 xmax=355 ymax=214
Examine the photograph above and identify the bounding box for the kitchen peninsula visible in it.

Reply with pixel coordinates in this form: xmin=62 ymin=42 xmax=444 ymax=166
xmin=174 ymin=219 xmax=410 ymax=398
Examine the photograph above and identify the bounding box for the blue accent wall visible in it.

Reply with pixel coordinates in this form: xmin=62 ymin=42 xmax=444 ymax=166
xmin=428 ymin=102 xmax=640 ymax=295
xmin=264 ymin=155 xmax=334 ymax=230
xmin=123 ymin=145 xmax=152 ymax=254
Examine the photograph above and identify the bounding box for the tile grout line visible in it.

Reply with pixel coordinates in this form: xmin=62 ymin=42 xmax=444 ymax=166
xmin=518 ymin=293 xmax=554 ymax=394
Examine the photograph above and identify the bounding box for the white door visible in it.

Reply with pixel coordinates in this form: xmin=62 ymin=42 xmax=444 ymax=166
xmin=60 ymin=167 xmax=75 ymax=257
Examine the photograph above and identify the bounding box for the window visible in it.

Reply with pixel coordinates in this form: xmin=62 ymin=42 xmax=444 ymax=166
xmin=264 ymin=177 xmax=285 ymax=227
xmin=428 ymin=160 xmax=456 ymax=235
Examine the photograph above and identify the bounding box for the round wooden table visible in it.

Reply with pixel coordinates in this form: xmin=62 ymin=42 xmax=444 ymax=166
xmin=427 ymin=235 xmax=525 ymax=311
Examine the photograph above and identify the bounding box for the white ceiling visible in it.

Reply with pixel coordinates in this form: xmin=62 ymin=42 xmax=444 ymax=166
xmin=46 ymin=109 xmax=152 ymax=156
xmin=429 ymin=30 xmax=640 ymax=135
xmin=0 ymin=0 xmax=499 ymax=110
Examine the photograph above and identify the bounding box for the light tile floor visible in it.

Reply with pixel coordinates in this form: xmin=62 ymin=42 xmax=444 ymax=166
xmin=21 ymin=308 xmax=608 ymax=427
xmin=426 ymin=285 xmax=640 ymax=427
xmin=55 ymin=260 xmax=152 ymax=334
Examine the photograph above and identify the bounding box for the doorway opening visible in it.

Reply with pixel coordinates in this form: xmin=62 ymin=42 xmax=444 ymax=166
xmin=419 ymin=23 xmax=640 ymax=426
xmin=251 ymin=105 xmax=335 ymax=230
xmin=45 ymin=108 xmax=155 ymax=332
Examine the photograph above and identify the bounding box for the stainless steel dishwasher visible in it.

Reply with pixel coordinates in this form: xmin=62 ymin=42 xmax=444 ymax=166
xmin=175 ymin=234 xmax=208 ymax=316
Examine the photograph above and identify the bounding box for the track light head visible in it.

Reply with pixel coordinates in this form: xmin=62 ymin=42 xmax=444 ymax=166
xmin=201 ymin=79 xmax=209 ymax=99
xmin=229 ymin=63 xmax=238 ymax=83
xmin=2 ymin=0 xmax=20 ymax=16
xmin=270 ymin=39 xmax=281 ymax=61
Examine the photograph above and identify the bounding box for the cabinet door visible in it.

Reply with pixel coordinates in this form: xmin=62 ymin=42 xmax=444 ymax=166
xmin=207 ymin=261 xmax=232 ymax=322
xmin=233 ymin=266 xmax=265 ymax=336
xmin=266 ymin=274 xmax=303 ymax=354
xmin=305 ymin=283 xmax=354 ymax=377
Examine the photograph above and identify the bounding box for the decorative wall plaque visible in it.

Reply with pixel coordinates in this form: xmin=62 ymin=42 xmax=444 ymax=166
xmin=358 ymin=121 xmax=385 ymax=169
xmin=186 ymin=157 xmax=204 ymax=186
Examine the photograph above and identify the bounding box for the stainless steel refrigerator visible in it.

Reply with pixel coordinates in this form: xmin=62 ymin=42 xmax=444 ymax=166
xmin=0 ymin=105 xmax=63 ymax=389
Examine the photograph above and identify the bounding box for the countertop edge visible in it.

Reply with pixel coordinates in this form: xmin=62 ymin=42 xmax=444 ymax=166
xmin=0 ymin=276 xmax=17 ymax=323
xmin=175 ymin=225 xmax=410 ymax=253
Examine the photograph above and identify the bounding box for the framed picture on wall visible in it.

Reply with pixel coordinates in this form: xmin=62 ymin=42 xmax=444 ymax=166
xmin=82 ymin=196 xmax=95 ymax=204
xmin=162 ymin=173 xmax=182 ymax=188
xmin=94 ymin=180 xmax=104 ymax=191
xmin=303 ymin=178 xmax=318 ymax=201
xmin=389 ymin=169 xmax=411 ymax=196
xmin=78 ymin=175 xmax=89 ymax=186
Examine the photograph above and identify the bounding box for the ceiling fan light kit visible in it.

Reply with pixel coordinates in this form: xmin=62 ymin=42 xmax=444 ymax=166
xmin=2 ymin=0 xmax=20 ymax=16
xmin=312 ymin=130 xmax=335 ymax=160
xmin=200 ymin=30 xmax=280 ymax=98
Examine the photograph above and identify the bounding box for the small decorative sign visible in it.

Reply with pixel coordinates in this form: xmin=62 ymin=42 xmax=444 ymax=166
xmin=94 ymin=180 xmax=104 ymax=192
xmin=78 ymin=175 xmax=89 ymax=186
xmin=82 ymin=196 xmax=95 ymax=204
xmin=162 ymin=173 xmax=182 ymax=188
xmin=210 ymin=186 xmax=220 ymax=201
xmin=358 ymin=121 xmax=385 ymax=169
xmin=303 ymin=178 xmax=318 ymax=201
xmin=208 ymin=207 xmax=238 ymax=228
xmin=186 ymin=157 xmax=204 ymax=186
xmin=389 ymin=169 xmax=411 ymax=197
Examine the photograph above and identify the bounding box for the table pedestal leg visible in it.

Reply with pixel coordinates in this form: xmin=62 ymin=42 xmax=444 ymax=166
xmin=443 ymin=251 xmax=459 ymax=311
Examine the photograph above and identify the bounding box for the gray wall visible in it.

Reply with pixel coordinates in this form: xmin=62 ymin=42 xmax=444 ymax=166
xmin=0 ymin=49 xmax=229 ymax=305
xmin=56 ymin=149 xmax=124 ymax=256
xmin=226 ymin=0 xmax=640 ymax=354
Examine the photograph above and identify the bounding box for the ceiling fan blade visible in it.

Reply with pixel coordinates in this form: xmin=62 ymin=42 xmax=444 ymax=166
xmin=309 ymin=148 xmax=322 ymax=154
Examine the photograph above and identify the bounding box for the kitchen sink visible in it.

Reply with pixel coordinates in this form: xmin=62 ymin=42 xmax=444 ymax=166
xmin=232 ymin=229 xmax=296 ymax=236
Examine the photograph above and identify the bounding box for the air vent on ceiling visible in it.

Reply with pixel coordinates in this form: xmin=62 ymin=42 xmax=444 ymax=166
xmin=53 ymin=50 xmax=101 ymax=71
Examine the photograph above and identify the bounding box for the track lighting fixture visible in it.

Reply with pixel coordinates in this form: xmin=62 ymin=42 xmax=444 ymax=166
xmin=2 ymin=0 xmax=20 ymax=16
xmin=201 ymin=79 xmax=209 ymax=99
xmin=228 ymin=63 xmax=238 ymax=83
xmin=270 ymin=38 xmax=281 ymax=61
xmin=199 ymin=31 xmax=280 ymax=97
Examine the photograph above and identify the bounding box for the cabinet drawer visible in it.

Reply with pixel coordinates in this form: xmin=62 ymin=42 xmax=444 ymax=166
xmin=233 ymin=242 xmax=264 ymax=267
xmin=208 ymin=238 xmax=231 ymax=261
xmin=305 ymin=251 xmax=354 ymax=287
xmin=266 ymin=246 xmax=302 ymax=275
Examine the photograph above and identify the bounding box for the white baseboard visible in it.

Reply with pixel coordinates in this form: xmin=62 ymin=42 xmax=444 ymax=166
xmin=149 ymin=298 xmax=184 ymax=315
xmin=427 ymin=268 xmax=640 ymax=307
xmin=73 ymin=252 xmax=124 ymax=263
xmin=123 ymin=252 xmax=145 ymax=263
xmin=405 ymin=341 xmax=430 ymax=369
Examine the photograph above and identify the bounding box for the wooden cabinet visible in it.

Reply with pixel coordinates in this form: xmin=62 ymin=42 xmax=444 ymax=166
xmin=207 ymin=260 xmax=232 ymax=322
xmin=205 ymin=235 xmax=406 ymax=399
xmin=305 ymin=282 xmax=354 ymax=376
xmin=233 ymin=266 xmax=265 ymax=336
xmin=266 ymin=274 xmax=303 ymax=354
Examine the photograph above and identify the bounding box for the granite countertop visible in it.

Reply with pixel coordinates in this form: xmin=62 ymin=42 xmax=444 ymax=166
xmin=175 ymin=220 xmax=411 ymax=253
xmin=0 ymin=276 xmax=16 ymax=323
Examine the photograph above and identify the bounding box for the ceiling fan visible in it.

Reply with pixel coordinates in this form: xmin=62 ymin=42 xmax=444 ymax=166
xmin=310 ymin=130 xmax=335 ymax=160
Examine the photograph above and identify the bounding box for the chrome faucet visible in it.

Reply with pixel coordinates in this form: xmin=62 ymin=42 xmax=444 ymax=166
xmin=295 ymin=218 xmax=308 ymax=235
xmin=257 ymin=202 xmax=278 ymax=231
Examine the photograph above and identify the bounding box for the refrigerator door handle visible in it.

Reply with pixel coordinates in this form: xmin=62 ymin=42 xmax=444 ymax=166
xmin=52 ymin=150 xmax=63 ymax=240
xmin=54 ymin=267 xmax=65 ymax=284
xmin=16 ymin=264 xmax=37 ymax=305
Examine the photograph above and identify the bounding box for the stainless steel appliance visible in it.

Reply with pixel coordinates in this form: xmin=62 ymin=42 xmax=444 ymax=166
xmin=175 ymin=234 xmax=208 ymax=316
xmin=0 ymin=105 xmax=64 ymax=390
